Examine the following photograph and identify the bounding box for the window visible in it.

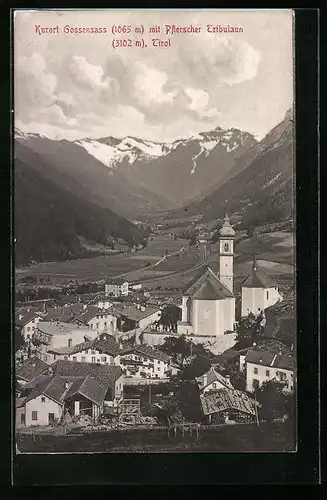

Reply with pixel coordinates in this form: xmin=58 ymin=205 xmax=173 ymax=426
xmin=64 ymin=356 xmax=68 ymax=360
xmin=73 ymin=356 xmax=77 ymax=362
xmin=91 ymin=351 xmax=96 ymax=355
xmin=104 ymin=322 xmax=107 ymax=327
xmin=157 ymin=367 xmax=160 ymax=371
xmin=68 ymin=339 xmax=72 ymax=348
xmin=41 ymin=396 xmax=45 ymax=403
xmin=27 ymin=334 xmax=30 ymax=340
xmin=27 ymin=327 xmax=30 ymax=332
xmin=279 ymin=372 xmax=287 ymax=382
xmin=101 ymin=356 xmax=107 ymax=363
xmin=92 ymin=357 xmax=96 ymax=363
xmin=266 ymin=370 xmax=270 ymax=377
xmin=213 ymin=383 xmax=216 ymax=388
xmin=291 ymin=373 xmax=294 ymax=378
xmin=96 ymin=323 xmax=99 ymax=329
xmin=32 ymin=326 xmax=35 ymax=330
xmin=32 ymin=411 xmax=37 ymax=421
xmin=97 ymin=359 xmax=100 ymax=363
xmin=266 ymin=291 xmax=269 ymax=300
xmin=254 ymin=367 xmax=258 ymax=374
xmin=224 ymin=243 xmax=229 ymax=252
xmin=81 ymin=356 xmax=86 ymax=362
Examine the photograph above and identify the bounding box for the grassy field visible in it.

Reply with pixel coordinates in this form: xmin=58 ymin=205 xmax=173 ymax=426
xmin=16 ymin=422 xmax=295 ymax=453
xmin=15 ymin=235 xmax=190 ymax=284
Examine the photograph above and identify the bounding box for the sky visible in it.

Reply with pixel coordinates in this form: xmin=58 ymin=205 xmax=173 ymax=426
xmin=14 ymin=9 xmax=294 ymax=142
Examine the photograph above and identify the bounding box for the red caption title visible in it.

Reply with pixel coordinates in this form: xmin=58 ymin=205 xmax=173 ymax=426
xmin=34 ymin=24 xmax=244 ymax=48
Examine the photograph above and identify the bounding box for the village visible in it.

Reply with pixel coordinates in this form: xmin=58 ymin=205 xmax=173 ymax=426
xmin=15 ymin=216 xmax=295 ymax=452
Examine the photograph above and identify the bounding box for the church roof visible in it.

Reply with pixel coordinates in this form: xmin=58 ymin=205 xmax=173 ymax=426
xmin=183 ymin=265 xmax=234 ymax=299
xmin=219 ymin=214 xmax=235 ymax=237
xmin=242 ymin=254 xmax=277 ymax=289
xmin=242 ymin=269 xmax=276 ymax=289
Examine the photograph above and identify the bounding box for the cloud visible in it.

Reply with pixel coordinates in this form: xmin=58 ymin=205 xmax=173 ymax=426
xmin=133 ymin=62 xmax=178 ymax=106
xmin=181 ymin=36 xmax=261 ymax=87
xmin=69 ymin=55 xmax=117 ymax=90
xmin=184 ymin=87 xmax=220 ymax=118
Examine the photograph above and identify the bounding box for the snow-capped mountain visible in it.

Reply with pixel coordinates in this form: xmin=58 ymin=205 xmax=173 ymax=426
xmin=182 ymin=110 xmax=294 ymax=225
xmin=67 ymin=127 xmax=257 ymax=207
xmin=14 ymin=125 xmax=256 ymax=215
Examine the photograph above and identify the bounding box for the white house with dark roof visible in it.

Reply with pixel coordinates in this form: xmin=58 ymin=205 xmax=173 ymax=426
xmin=105 ymin=278 xmax=129 ymax=297
xmin=241 ymin=255 xmax=283 ymax=317
xmin=16 ymin=365 xmax=121 ymax=427
xmin=120 ymin=344 xmax=171 ymax=380
xmin=177 ymin=215 xmax=236 ymax=337
xmin=245 ymin=349 xmax=295 ymax=393
xmin=196 ymin=367 xmax=234 ymax=394
xmin=65 ymin=336 xmax=121 ymax=366
xmin=73 ymin=306 xmax=118 ymax=334
xmin=15 ymin=311 xmax=43 ymax=341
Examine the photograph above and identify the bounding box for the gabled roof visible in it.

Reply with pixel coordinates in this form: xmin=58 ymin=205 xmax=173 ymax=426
xmin=245 ymin=349 xmax=294 ymax=371
xmin=121 ymin=344 xmax=171 ymax=363
xmin=44 ymin=304 xmax=85 ymax=322
xmin=64 ymin=375 xmax=108 ymax=406
xmin=242 ymin=269 xmax=276 ymax=289
xmin=18 ymin=374 xmax=108 ymax=408
xmin=113 ymin=303 xmax=160 ymax=321
xmin=74 ymin=306 xmax=99 ymax=324
xmin=200 ymin=389 xmax=259 ymax=416
xmin=106 ymin=278 xmax=127 ymax=286
xmin=51 ymin=360 xmax=123 ymax=391
xmin=69 ymin=337 xmax=120 ymax=357
xmin=183 ymin=265 xmax=234 ymax=299
xmin=16 ymin=357 xmax=49 ymax=382
xmin=196 ymin=367 xmax=234 ymax=391
xmin=15 ymin=311 xmax=41 ymax=327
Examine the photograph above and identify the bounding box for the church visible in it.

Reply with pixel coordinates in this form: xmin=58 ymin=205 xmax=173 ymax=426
xmin=177 ymin=215 xmax=236 ymax=337
xmin=241 ymin=255 xmax=283 ymax=317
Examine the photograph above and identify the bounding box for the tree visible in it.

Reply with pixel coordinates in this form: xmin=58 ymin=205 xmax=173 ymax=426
xmin=235 ymin=313 xmax=263 ymax=349
xmin=189 ymin=231 xmax=197 ymax=246
xmin=181 ymin=355 xmax=211 ymax=380
xmin=256 ymin=380 xmax=288 ymax=423
xmin=15 ymin=326 xmax=25 ymax=353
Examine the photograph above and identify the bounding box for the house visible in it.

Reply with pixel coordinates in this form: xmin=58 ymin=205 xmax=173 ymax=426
xmin=105 ymin=278 xmax=129 ymax=297
xmin=244 ymin=349 xmax=295 ymax=393
xmin=16 ymin=372 xmax=112 ymax=427
xmin=16 ymin=356 xmax=49 ymax=386
xmin=196 ymin=367 xmax=234 ymax=393
xmin=241 ymin=255 xmax=283 ymax=317
xmin=96 ymin=297 xmax=114 ymax=310
xmin=51 ymin=360 xmax=124 ymax=407
xmin=177 ymin=215 xmax=236 ymax=337
xmin=113 ymin=303 xmax=162 ymax=332
xmin=200 ymin=388 xmax=260 ymax=424
xmin=15 ymin=312 xmax=43 ymax=342
xmin=65 ymin=336 xmax=121 ymax=366
xmin=73 ymin=306 xmax=118 ymax=334
xmin=32 ymin=322 xmax=98 ymax=364
xmin=43 ymin=304 xmax=85 ymax=323
xmin=120 ymin=344 xmax=171 ymax=380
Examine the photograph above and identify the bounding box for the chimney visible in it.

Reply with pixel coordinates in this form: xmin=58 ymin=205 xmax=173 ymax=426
xmin=64 ymin=381 xmax=69 ymax=390
xmin=225 ymin=375 xmax=230 ymax=382
xmin=48 ymin=367 xmax=53 ymax=375
xmin=119 ymin=342 xmax=123 ymax=349
xmin=19 ymin=314 xmax=23 ymax=320
xmin=252 ymin=254 xmax=258 ymax=271
xmin=141 ymin=306 xmax=145 ymax=312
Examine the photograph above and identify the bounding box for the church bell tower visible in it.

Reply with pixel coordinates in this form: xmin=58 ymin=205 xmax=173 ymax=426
xmin=218 ymin=214 xmax=235 ymax=293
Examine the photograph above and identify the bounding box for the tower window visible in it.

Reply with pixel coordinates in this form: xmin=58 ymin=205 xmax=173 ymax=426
xmin=224 ymin=243 xmax=229 ymax=252
xmin=266 ymin=291 xmax=269 ymax=300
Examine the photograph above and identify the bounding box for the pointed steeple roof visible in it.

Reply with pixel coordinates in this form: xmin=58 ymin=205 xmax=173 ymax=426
xmin=242 ymin=257 xmax=277 ymax=289
xmin=219 ymin=214 xmax=235 ymax=237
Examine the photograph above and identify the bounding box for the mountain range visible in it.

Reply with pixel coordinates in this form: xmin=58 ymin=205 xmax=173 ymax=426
xmin=14 ymin=109 xmax=293 ymax=264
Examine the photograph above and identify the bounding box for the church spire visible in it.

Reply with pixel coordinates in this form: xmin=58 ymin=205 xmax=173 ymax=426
xmin=252 ymin=253 xmax=258 ymax=271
